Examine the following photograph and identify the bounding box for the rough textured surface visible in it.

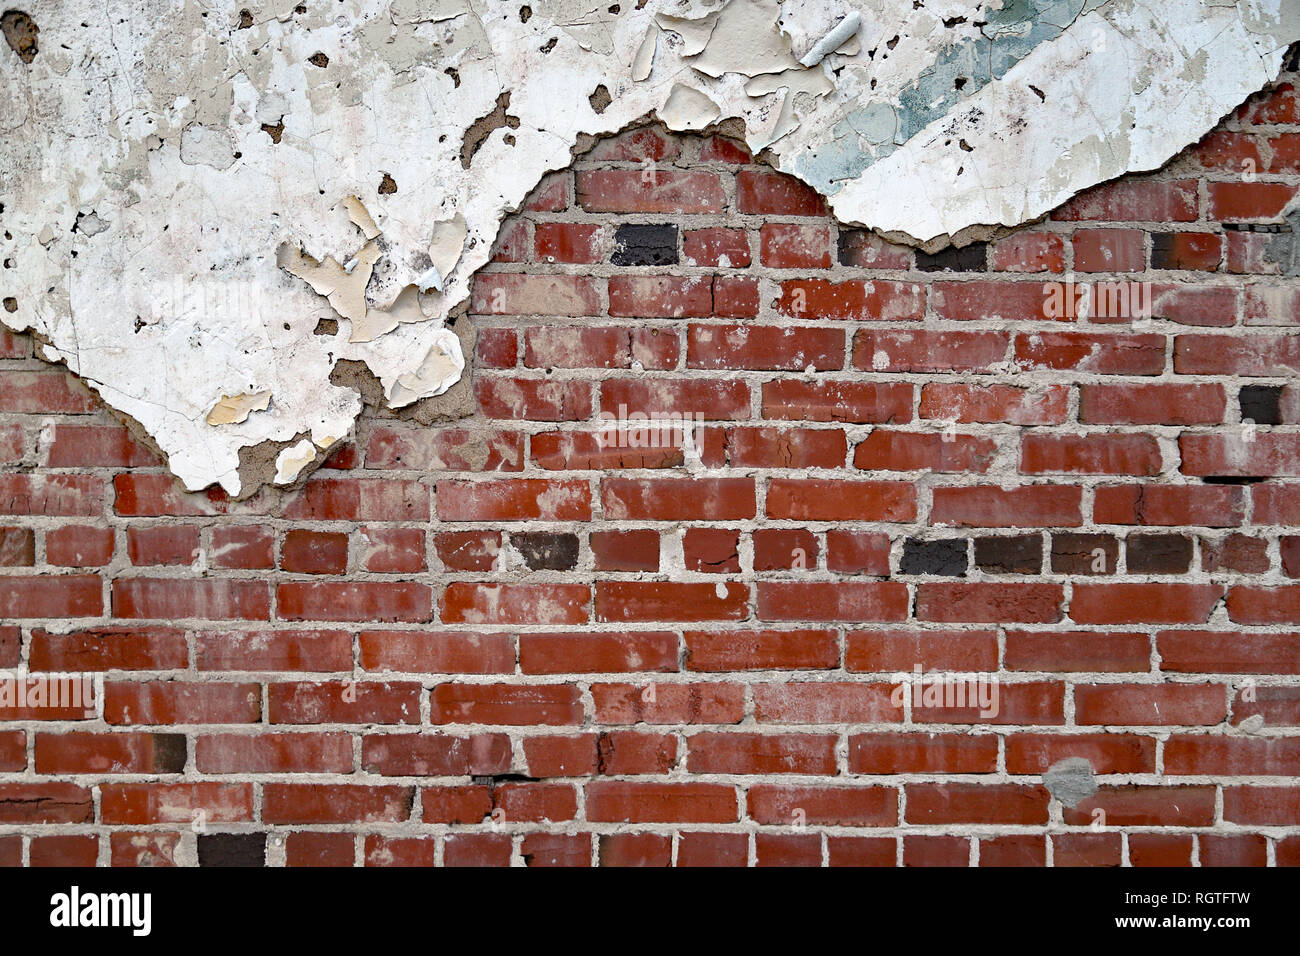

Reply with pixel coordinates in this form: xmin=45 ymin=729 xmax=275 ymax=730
xmin=2 ymin=0 xmax=1297 ymax=494
xmin=4 ymin=95 xmax=1300 ymax=864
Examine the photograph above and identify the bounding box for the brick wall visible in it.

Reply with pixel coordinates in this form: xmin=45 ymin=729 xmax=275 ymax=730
xmin=3 ymin=77 xmax=1300 ymax=868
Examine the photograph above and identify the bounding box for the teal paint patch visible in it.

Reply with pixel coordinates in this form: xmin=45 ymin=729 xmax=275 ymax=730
xmin=787 ymin=0 xmax=1092 ymax=195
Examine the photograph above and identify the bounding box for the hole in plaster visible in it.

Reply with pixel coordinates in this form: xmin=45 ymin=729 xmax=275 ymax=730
xmin=444 ymin=66 xmax=460 ymax=87
xmin=460 ymin=92 xmax=520 ymax=169
xmin=589 ymin=84 xmax=612 ymax=114
xmin=1 ymin=9 xmax=39 ymax=64
xmin=378 ymin=173 xmax=397 ymax=194
xmin=2 ymin=297 xmax=16 ymax=313
xmin=539 ymin=37 xmax=557 ymax=53
xmin=261 ymin=120 xmax=284 ymax=143
xmin=313 ymin=317 xmax=339 ymax=336
xmin=237 ymin=8 xmax=252 ymax=29
xmin=308 ymin=51 xmax=329 ymax=68
xmin=519 ymin=6 xmax=532 ymax=23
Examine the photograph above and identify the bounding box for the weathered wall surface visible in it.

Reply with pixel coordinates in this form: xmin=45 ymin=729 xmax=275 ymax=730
xmin=2 ymin=0 xmax=1297 ymax=497
xmin=3 ymin=79 xmax=1300 ymax=866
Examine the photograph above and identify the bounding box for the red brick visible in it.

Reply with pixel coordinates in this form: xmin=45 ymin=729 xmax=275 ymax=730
xmin=47 ymin=424 xmax=158 ymax=467
xmin=443 ymin=583 xmax=589 ymax=625
xmin=846 ymin=629 xmax=998 ymax=673
xmin=277 ymin=581 xmax=430 ymax=623
xmin=603 ymin=477 xmax=755 ymax=520
xmin=0 ymin=474 xmax=103 ymax=516
xmin=127 ymin=525 xmax=199 ymax=566
xmin=920 ymin=383 xmax=1068 ymax=425
xmin=685 ymin=629 xmax=839 ymax=671
xmin=931 ymin=486 xmax=1082 ymax=527
xmin=779 ymin=279 xmax=925 ymax=321
xmin=736 ymin=169 xmax=825 ymax=215
xmin=533 ymin=221 xmax=603 ymax=263
xmin=524 ymin=326 xmax=677 ymax=369
xmin=1209 ymin=181 xmax=1297 ymax=220
xmin=1080 ymin=383 xmax=1225 ymax=425
xmin=855 ymin=329 xmax=1008 ymax=372
xmin=916 ymin=583 xmax=1062 ymax=624
xmin=683 ymin=527 xmax=740 ymax=573
xmin=577 ymin=169 xmax=724 ymax=213
xmin=1070 ymin=583 xmax=1223 ymax=625
xmin=1004 ymin=732 xmax=1155 ymax=775
xmin=849 ymin=734 xmax=998 ymax=774
xmin=1074 ymin=683 xmax=1227 ymax=726
xmin=1072 ymin=229 xmax=1145 ymax=272
xmin=591 ymin=682 xmax=744 ymax=724
xmin=30 ymin=626 xmax=186 ymax=671
xmin=358 ymin=526 xmax=425 ymax=573
xmin=932 ymin=280 xmax=1060 ymax=320
xmin=701 ymin=426 xmax=847 ymax=469
xmin=196 ymin=732 xmax=352 ymax=773
xmin=1020 ymin=433 xmax=1161 ymax=475
xmin=110 ymin=832 xmax=179 ymax=867
xmin=687 ymin=323 xmax=844 ymax=370
xmin=596 ymin=582 xmax=748 ymax=623
xmin=990 ymin=231 xmax=1065 ymax=272
xmin=210 ymin=526 xmax=275 ymax=570
xmin=767 ymin=479 xmax=914 ymax=521
xmin=980 ymin=836 xmax=1046 ymax=867
xmin=759 ymin=223 xmax=832 ymax=268
xmin=366 ymin=426 xmax=523 ymax=471
xmin=906 ymin=784 xmax=1049 ymax=825
xmin=1064 ymin=786 xmax=1215 ymax=827
xmin=358 ymin=630 xmax=514 ymax=674
xmin=586 ymin=782 xmax=738 ymax=823
xmin=1181 ymin=433 xmax=1300 ymax=478
xmin=1005 ymin=630 xmax=1150 ymax=673
xmin=677 ymin=832 xmax=748 ymax=867
xmin=105 ymin=681 xmax=261 ymax=725
xmin=0 ymin=371 xmax=99 ymax=413
xmin=749 ymin=785 xmax=896 ymax=827
xmin=1014 ymin=332 xmax=1165 ymax=374
xmin=1054 ymin=179 xmax=1197 ymax=222
xmin=826 ymin=530 xmax=892 ymax=574
xmin=757 ymin=582 xmax=908 ymax=622
xmin=30 ymin=835 xmax=99 ymax=867
xmin=436 ymin=478 xmax=590 ymax=521
xmin=520 ymin=632 xmax=677 ymax=674
xmin=264 ymin=784 xmax=412 ymax=823
xmin=600 ymin=832 xmax=671 ymax=867
xmin=855 ymin=430 xmax=997 ymax=473
xmin=196 ymin=628 xmax=351 ymax=672
xmin=762 ymin=379 xmax=912 ymax=423
xmin=100 ymin=783 xmax=252 ymax=824
xmin=1129 ymin=834 xmax=1194 ymax=867
xmin=683 ymin=227 xmax=751 ymax=267
xmin=269 ymin=682 xmax=420 ymax=725
xmin=590 ymin=529 xmax=658 ymax=571
xmin=431 ymin=682 xmax=583 ymax=726
xmin=0 ymin=574 xmax=102 ymax=619
xmin=1094 ymin=483 xmax=1244 ymax=526
xmin=601 ymin=377 xmax=750 ymax=420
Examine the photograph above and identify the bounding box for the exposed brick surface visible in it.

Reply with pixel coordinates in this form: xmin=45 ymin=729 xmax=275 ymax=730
xmin=4 ymin=106 xmax=1300 ymax=867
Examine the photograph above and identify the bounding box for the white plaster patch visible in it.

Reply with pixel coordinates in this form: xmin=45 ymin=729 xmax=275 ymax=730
xmin=1 ymin=0 xmax=1295 ymax=493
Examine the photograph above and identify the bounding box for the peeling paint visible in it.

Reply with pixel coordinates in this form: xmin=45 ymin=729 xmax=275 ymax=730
xmin=1 ymin=0 xmax=1296 ymax=493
